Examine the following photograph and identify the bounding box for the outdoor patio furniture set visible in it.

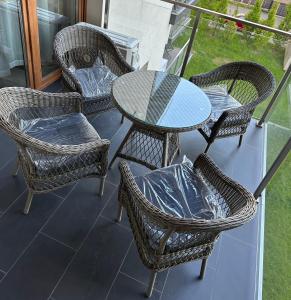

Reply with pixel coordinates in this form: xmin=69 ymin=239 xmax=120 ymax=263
xmin=0 ymin=25 xmax=275 ymax=297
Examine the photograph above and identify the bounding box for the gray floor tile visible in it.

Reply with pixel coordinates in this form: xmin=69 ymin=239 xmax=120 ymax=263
xmin=121 ymin=243 xmax=168 ymax=292
xmin=108 ymin=273 xmax=161 ymax=300
xmin=0 ymin=234 xmax=74 ymax=300
xmin=0 ymin=191 xmax=62 ymax=271
xmin=52 ymin=183 xmax=76 ymax=199
xmin=52 ymin=216 xmax=132 ymax=300
xmin=42 ymin=179 xmax=116 ymax=250
xmin=211 ymin=234 xmax=257 ymax=300
xmin=101 ymin=188 xmax=130 ymax=228
xmin=0 ymin=130 xmax=16 ymax=170
xmin=90 ymin=109 xmax=123 ymax=139
xmin=0 ymin=161 xmax=26 ymax=213
xmin=161 ymin=261 xmax=216 ymax=300
xmin=0 ymin=269 xmax=5 ymax=281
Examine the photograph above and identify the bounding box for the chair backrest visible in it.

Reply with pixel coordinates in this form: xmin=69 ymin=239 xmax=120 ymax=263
xmin=119 ymin=155 xmax=257 ymax=253
xmin=54 ymin=25 xmax=126 ymax=74
xmin=205 ymin=61 xmax=275 ymax=107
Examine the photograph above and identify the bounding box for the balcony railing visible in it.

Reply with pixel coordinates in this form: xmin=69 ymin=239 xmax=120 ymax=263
xmin=162 ymin=1 xmax=291 ymax=300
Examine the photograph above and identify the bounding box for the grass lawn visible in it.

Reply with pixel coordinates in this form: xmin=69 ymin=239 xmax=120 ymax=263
xmin=173 ymin=17 xmax=290 ymax=300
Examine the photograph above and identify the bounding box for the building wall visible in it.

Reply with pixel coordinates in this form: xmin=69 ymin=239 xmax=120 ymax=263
xmin=107 ymin=0 xmax=173 ymax=70
xmin=86 ymin=0 xmax=105 ymax=26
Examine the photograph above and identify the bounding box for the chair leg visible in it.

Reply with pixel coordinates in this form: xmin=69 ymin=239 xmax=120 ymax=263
xmin=99 ymin=176 xmax=106 ymax=197
xmin=146 ymin=271 xmax=157 ymax=298
xmin=12 ymin=159 xmax=20 ymax=177
xmin=23 ymin=190 xmax=34 ymax=215
xmin=121 ymin=115 xmax=124 ymax=124
xmin=116 ymin=202 xmax=123 ymax=222
xmin=238 ymin=134 xmax=243 ymax=147
xmin=204 ymin=142 xmax=212 ymax=153
xmin=199 ymin=258 xmax=207 ymax=280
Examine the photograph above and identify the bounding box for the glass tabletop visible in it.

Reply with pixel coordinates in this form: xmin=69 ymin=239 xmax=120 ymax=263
xmin=112 ymin=71 xmax=211 ymax=131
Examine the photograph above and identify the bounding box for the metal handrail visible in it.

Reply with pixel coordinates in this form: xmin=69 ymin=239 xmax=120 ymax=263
xmin=162 ymin=0 xmax=291 ymax=37
xmin=254 ymin=138 xmax=291 ymax=199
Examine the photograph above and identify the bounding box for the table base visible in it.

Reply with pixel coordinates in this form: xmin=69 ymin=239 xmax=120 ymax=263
xmin=109 ymin=124 xmax=180 ymax=170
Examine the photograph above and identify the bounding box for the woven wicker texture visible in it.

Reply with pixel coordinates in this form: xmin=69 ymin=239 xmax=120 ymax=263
xmin=54 ymin=24 xmax=134 ymax=115
xmin=118 ymin=154 xmax=257 ymax=296
xmin=0 ymin=87 xmax=110 ymax=213
xmin=110 ymin=71 xmax=211 ymax=169
xmin=189 ymin=61 xmax=275 ymax=152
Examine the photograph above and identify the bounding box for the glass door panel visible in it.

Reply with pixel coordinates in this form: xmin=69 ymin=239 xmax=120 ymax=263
xmin=0 ymin=0 xmax=27 ymax=87
xmin=36 ymin=0 xmax=78 ymax=77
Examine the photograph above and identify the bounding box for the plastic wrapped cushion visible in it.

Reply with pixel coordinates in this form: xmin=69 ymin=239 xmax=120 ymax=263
xmin=135 ymin=159 xmax=228 ymax=220
xmin=69 ymin=58 xmax=118 ymax=98
xmin=19 ymin=113 xmax=100 ymax=175
xmin=203 ymin=85 xmax=241 ymax=123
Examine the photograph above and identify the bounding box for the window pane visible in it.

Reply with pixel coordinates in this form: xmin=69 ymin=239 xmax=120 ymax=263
xmin=37 ymin=0 xmax=78 ymax=77
xmin=0 ymin=0 xmax=27 ymax=87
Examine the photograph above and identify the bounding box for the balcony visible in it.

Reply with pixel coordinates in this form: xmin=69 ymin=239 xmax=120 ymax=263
xmin=0 ymin=0 xmax=290 ymax=300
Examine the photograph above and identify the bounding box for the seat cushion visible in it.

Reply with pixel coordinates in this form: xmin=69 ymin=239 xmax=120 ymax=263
xmin=135 ymin=162 xmax=227 ymax=220
xmin=69 ymin=58 xmax=118 ymax=99
xmin=20 ymin=113 xmax=101 ymax=176
xmin=203 ymin=85 xmax=241 ymax=123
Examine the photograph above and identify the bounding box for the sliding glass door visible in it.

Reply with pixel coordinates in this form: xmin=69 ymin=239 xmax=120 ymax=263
xmin=0 ymin=0 xmax=27 ymax=87
xmin=36 ymin=0 xmax=79 ymax=77
xmin=0 ymin=0 xmax=85 ymax=89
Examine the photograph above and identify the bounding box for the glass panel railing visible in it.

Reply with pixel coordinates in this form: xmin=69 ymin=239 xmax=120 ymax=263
xmin=263 ymin=76 xmax=291 ymax=300
xmin=180 ymin=14 xmax=286 ymax=120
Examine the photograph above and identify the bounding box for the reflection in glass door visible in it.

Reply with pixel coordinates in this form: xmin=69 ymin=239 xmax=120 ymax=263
xmin=0 ymin=0 xmax=27 ymax=87
xmin=37 ymin=0 xmax=78 ymax=77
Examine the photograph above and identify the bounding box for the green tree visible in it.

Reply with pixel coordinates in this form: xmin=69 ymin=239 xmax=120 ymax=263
xmin=245 ymin=0 xmax=263 ymax=24
xmin=256 ymin=1 xmax=279 ymax=45
xmin=275 ymin=3 xmax=291 ymax=45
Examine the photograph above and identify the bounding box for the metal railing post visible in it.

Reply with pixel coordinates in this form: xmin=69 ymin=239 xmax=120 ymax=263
xmin=180 ymin=11 xmax=201 ymax=77
xmin=257 ymin=64 xmax=291 ymax=127
xmin=254 ymin=138 xmax=291 ymax=199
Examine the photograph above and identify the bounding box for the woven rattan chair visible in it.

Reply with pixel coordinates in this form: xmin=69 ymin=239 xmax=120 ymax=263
xmin=0 ymin=87 xmax=110 ymax=214
xmin=54 ymin=24 xmax=134 ymax=116
xmin=190 ymin=62 xmax=275 ymax=152
xmin=117 ymin=154 xmax=257 ymax=297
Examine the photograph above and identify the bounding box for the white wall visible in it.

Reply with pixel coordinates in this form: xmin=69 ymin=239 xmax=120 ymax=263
xmin=107 ymin=0 xmax=172 ymax=70
xmin=86 ymin=0 xmax=105 ymax=27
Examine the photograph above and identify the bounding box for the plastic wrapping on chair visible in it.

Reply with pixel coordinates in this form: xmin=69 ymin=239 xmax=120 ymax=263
xmin=203 ymin=85 xmax=241 ymax=122
xmin=20 ymin=113 xmax=100 ymax=145
xmin=18 ymin=113 xmax=100 ymax=176
xmin=69 ymin=58 xmax=117 ymax=98
xmin=135 ymin=158 xmax=227 ymax=220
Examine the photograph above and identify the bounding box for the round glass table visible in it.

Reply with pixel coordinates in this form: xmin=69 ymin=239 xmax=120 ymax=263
xmin=109 ymin=70 xmax=211 ymax=169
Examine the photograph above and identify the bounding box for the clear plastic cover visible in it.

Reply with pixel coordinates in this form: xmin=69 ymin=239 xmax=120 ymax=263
xmin=203 ymin=85 xmax=241 ymax=122
xmin=69 ymin=58 xmax=118 ymax=98
xmin=135 ymin=157 xmax=227 ymax=220
xmin=20 ymin=113 xmax=100 ymax=145
xmin=18 ymin=113 xmax=101 ymax=176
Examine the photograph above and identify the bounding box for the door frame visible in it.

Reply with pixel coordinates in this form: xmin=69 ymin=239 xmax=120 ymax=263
xmin=21 ymin=0 xmax=86 ymax=90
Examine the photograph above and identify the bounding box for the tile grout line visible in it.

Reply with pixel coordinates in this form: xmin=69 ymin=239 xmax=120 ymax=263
xmin=0 ymin=189 xmax=27 ymax=219
xmin=120 ymin=270 xmax=163 ymax=293
xmin=47 ymin=184 xmax=118 ymax=299
xmin=223 ymin=232 xmax=257 ymax=249
xmin=39 ymin=232 xmax=76 ymax=252
xmin=104 ymin=239 xmax=134 ymax=300
xmin=100 ymin=215 xmax=131 ymax=232
xmin=0 ymin=189 xmax=69 ymax=284
xmin=158 ymin=269 xmax=170 ymax=300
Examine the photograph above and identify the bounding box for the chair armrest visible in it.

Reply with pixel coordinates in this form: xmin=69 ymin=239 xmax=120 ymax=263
xmin=194 ymin=153 xmax=257 ymax=216
xmin=3 ymin=87 xmax=82 ymax=113
xmin=189 ymin=69 xmax=224 ymax=88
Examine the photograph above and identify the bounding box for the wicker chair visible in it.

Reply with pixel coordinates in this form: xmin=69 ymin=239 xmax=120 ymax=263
xmin=54 ymin=24 xmax=134 ymax=116
xmin=0 ymin=87 xmax=110 ymax=214
xmin=117 ymin=154 xmax=257 ymax=297
xmin=189 ymin=62 xmax=275 ymax=152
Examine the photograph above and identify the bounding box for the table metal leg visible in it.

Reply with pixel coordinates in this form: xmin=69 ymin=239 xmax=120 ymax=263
xmin=162 ymin=133 xmax=169 ymax=167
xmin=109 ymin=125 xmax=134 ymax=169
